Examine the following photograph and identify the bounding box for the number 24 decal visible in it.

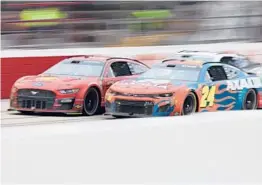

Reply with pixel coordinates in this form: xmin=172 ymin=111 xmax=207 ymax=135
xmin=200 ymin=85 xmax=216 ymax=108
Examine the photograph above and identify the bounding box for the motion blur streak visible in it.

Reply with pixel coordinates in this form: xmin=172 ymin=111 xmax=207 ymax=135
xmin=2 ymin=1 xmax=262 ymax=49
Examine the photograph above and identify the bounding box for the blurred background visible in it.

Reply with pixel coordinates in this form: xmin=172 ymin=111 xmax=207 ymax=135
xmin=1 ymin=1 xmax=262 ymax=50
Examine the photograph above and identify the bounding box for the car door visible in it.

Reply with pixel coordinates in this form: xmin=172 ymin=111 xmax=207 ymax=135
xmin=103 ymin=58 xmax=149 ymax=85
xmin=102 ymin=60 xmax=131 ymax=89
xmin=199 ymin=65 xmax=233 ymax=111
xmin=102 ymin=58 xmax=146 ymax=98
xmin=222 ymin=64 xmax=254 ymax=110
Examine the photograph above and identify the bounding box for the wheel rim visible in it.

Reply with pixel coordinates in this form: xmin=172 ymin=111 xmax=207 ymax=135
xmin=245 ymin=91 xmax=256 ymax=110
xmin=84 ymin=89 xmax=99 ymax=114
xmin=183 ymin=94 xmax=195 ymax=115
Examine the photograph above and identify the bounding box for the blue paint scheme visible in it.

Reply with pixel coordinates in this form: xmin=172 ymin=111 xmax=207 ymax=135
xmin=160 ymin=63 xmax=251 ymax=112
xmin=197 ymin=63 xmax=260 ymax=111
xmin=213 ymin=84 xmax=240 ymax=111
xmin=152 ymin=100 xmax=175 ymax=116
xmin=107 ymin=62 xmax=262 ymax=117
xmin=171 ymin=63 xmax=260 ymax=112
xmin=111 ymin=102 xmax=116 ymax=112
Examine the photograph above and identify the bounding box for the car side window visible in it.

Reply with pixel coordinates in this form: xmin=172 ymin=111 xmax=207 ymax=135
xmin=220 ymin=56 xmax=249 ymax=68
xmin=110 ymin=61 xmax=132 ymax=77
xmin=128 ymin=62 xmax=148 ymax=75
xmin=220 ymin=56 xmax=234 ymax=65
xmin=223 ymin=65 xmax=240 ymax=80
xmin=207 ymin=66 xmax=228 ymax=82
xmin=106 ymin=66 xmax=115 ymax=77
xmin=204 ymin=72 xmax=212 ymax=82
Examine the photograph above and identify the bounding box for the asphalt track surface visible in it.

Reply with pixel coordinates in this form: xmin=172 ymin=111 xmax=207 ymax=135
xmin=1 ymin=99 xmax=113 ymax=127
xmin=2 ymin=98 xmax=262 ymax=184
xmin=2 ymin=108 xmax=262 ymax=184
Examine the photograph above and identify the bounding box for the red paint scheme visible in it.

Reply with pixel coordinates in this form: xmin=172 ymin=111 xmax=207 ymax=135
xmin=2 ymin=50 xmax=261 ymax=99
xmin=1 ymin=55 xmax=158 ymax=99
xmin=9 ymin=56 xmax=150 ymax=114
xmin=258 ymin=91 xmax=262 ymax=108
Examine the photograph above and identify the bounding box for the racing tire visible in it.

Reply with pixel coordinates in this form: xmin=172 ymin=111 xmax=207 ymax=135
xmin=242 ymin=89 xmax=258 ymax=110
xmin=83 ymin=87 xmax=101 ymax=116
xmin=181 ymin=92 xmax=197 ymax=115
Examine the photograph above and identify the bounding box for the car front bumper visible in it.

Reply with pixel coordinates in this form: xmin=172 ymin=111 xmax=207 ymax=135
xmin=9 ymin=97 xmax=84 ymax=115
xmin=105 ymin=98 xmax=176 ymax=117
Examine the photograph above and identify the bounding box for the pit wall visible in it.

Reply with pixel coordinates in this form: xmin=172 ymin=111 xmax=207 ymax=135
xmin=1 ymin=43 xmax=262 ymax=99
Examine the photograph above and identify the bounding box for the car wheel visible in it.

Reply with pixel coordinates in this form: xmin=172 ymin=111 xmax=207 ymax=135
xmin=242 ymin=89 xmax=257 ymax=110
xmin=181 ymin=92 xmax=197 ymax=115
xmin=83 ymin=87 xmax=101 ymax=116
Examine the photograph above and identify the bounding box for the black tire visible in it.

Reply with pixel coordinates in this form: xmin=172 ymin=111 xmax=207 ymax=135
xmin=181 ymin=92 xmax=197 ymax=115
xmin=83 ymin=87 xmax=101 ymax=116
xmin=242 ymin=89 xmax=257 ymax=110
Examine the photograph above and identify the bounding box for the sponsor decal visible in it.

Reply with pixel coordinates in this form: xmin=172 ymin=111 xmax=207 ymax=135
xmin=227 ymin=77 xmax=262 ymax=91
xmin=144 ymin=101 xmax=154 ymax=106
xmin=32 ymin=82 xmax=43 ymax=87
xmin=74 ymin=105 xmax=82 ymax=109
xmin=120 ymin=79 xmax=170 ymax=89
xmin=181 ymin=64 xmax=199 ymax=68
xmin=106 ymin=95 xmax=113 ymax=102
xmin=31 ymin=91 xmax=39 ymax=95
xmin=37 ymin=77 xmax=58 ymax=81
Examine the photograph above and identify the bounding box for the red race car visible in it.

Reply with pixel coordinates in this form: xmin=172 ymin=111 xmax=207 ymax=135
xmin=9 ymin=55 xmax=150 ymax=115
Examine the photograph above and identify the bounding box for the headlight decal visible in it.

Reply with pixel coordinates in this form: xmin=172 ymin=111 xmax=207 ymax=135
xmin=59 ymin=89 xmax=79 ymax=94
xmin=157 ymin=93 xmax=173 ymax=98
xmin=158 ymin=99 xmax=172 ymax=107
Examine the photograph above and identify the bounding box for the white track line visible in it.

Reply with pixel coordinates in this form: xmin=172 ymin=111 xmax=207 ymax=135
xmin=1 ymin=99 xmax=113 ymax=127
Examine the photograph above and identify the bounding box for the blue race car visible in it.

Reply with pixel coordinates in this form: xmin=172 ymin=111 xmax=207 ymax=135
xmin=105 ymin=58 xmax=262 ymax=117
xmin=177 ymin=50 xmax=262 ymax=77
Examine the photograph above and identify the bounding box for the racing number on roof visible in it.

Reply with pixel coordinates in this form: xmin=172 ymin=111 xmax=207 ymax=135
xmin=200 ymin=85 xmax=216 ymax=108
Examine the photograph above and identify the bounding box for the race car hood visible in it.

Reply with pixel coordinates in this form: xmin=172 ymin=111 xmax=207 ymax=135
xmin=13 ymin=75 xmax=100 ymax=90
xmin=110 ymin=79 xmax=191 ymax=94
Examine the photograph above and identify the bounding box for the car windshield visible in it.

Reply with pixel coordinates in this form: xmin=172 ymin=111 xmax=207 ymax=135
xmin=169 ymin=54 xmax=215 ymax=61
xmin=138 ymin=65 xmax=201 ymax=82
xmin=189 ymin=55 xmax=215 ymax=61
xmin=229 ymin=58 xmax=253 ymax=68
xmin=43 ymin=59 xmax=105 ymax=77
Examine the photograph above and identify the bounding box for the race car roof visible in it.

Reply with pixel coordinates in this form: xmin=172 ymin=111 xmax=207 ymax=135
xmin=177 ymin=50 xmax=246 ymax=62
xmin=160 ymin=58 xmax=206 ymax=67
xmin=66 ymin=55 xmax=113 ymax=62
